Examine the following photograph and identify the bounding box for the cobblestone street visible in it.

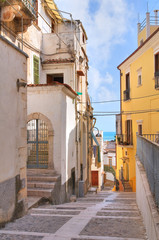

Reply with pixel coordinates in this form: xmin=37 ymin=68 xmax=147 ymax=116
xmin=0 ymin=189 xmax=147 ymax=240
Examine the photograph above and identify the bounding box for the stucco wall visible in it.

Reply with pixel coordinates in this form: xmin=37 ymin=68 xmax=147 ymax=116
xmin=0 ymin=37 xmax=27 ymax=223
xmin=27 ymin=85 xmax=76 ymax=185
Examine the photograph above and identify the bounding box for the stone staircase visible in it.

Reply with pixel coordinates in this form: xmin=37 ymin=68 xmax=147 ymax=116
xmin=27 ymin=169 xmax=61 ymax=204
xmin=123 ymin=180 xmax=132 ymax=192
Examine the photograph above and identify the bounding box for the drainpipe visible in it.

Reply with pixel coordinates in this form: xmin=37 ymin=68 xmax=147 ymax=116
xmin=146 ymin=11 xmax=150 ymax=39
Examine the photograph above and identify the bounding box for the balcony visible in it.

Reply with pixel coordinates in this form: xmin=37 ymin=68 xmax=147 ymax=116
xmin=0 ymin=0 xmax=36 ymax=20
xmin=117 ymin=134 xmax=133 ymax=146
xmin=123 ymin=89 xmax=130 ymax=101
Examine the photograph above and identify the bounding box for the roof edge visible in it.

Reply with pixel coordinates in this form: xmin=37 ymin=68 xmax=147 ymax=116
xmin=117 ymin=27 xmax=159 ymax=70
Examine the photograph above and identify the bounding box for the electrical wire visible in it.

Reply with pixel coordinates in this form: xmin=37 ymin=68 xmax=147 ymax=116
xmin=93 ymin=108 xmax=159 ymax=117
xmin=79 ymin=92 xmax=159 ymax=104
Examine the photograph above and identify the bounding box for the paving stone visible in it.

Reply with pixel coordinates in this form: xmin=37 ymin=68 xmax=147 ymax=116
xmin=0 ymin=190 xmax=147 ymax=240
xmin=77 ymin=199 xmax=104 ymax=202
xmin=31 ymin=210 xmax=80 ymax=215
xmin=105 ymin=199 xmax=136 ymax=204
xmin=80 ymin=217 xmax=146 ymax=239
xmin=96 ymin=211 xmax=140 ymax=217
xmin=4 ymin=215 xmax=71 ymax=233
xmin=38 ymin=206 xmax=86 ymax=210
xmin=102 ymin=206 xmax=138 ymax=211
xmin=0 ymin=234 xmax=43 ymax=240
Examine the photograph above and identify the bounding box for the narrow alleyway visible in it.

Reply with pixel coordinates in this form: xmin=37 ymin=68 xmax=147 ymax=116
xmin=0 ymin=189 xmax=147 ymax=240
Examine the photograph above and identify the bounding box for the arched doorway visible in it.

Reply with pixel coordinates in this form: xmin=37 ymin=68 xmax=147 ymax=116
xmin=27 ymin=119 xmax=48 ymax=168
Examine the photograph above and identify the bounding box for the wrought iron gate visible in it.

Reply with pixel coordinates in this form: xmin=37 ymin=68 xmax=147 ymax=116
xmin=27 ymin=119 xmax=48 ymax=168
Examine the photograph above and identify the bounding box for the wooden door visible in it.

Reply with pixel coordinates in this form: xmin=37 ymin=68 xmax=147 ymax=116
xmin=91 ymin=171 xmax=98 ymax=186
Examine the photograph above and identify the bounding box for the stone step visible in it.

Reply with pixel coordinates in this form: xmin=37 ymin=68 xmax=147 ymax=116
xmin=27 ymin=169 xmax=57 ymax=175
xmin=27 ymin=175 xmax=60 ymax=182
xmin=27 ymin=181 xmax=56 ymax=189
xmin=27 ymin=188 xmax=53 ymax=198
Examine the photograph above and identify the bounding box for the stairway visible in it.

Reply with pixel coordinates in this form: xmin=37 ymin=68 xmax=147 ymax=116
xmin=27 ymin=169 xmax=61 ymax=204
xmin=123 ymin=180 xmax=132 ymax=192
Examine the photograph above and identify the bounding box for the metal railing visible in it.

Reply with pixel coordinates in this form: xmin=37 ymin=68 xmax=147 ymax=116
xmin=136 ymin=134 xmax=159 ymax=208
xmin=22 ymin=0 xmax=36 ymax=16
xmin=154 ymin=76 xmax=159 ymax=89
xmin=117 ymin=134 xmax=133 ymax=146
xmin=123 ymin=89 xmax=130 ymax=101
xmin=150 ymin=16 xmax=159 ymax=25
xmin=139 ymin=16 xmax=159 ymax=33
xmin=140 ymin=18 xmax=146 ymax=32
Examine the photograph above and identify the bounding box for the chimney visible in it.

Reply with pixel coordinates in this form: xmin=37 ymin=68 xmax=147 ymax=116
xmin=154 ymin=10 xmax=158 ymax=25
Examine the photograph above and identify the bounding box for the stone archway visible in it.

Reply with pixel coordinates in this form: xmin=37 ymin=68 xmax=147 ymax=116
xmin=27 ymin=113 xmax=54 ymax=169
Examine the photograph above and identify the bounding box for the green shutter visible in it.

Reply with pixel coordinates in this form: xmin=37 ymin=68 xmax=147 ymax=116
xmin=33 ymin=55 xmax=39 ymax=84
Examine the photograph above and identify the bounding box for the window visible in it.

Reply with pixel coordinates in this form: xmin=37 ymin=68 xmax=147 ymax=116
xmin=138 ymin=74 xmax=142 ymax=86
xmin=33 ymin=55 xmax=39 ymax=84
xmin=155 ymin=52 xmax=159 ymax=76
xmin=125 ymin=119 xmax=133 ymax=145
xmin=47 ymin=74 xmax=64 ymax=84
xmin=155 ymin=53 xmax=159 ymax=89
xmin=138 ymin=124 xmax=142 ymax=136
xmin=137 ymin=68 xmax=142 ymax=86
xmin=123 ymin=73 xmax=130 ymax=101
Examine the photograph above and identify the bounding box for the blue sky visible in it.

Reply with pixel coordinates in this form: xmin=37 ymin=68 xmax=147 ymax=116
xmin=55 ymin=0 xmax=159 ymax=132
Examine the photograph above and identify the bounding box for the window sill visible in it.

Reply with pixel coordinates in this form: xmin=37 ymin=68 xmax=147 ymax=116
xmin=137 ymin=84 xmax=142 ymax=88
xmin=124 ymin=99 xmax=131 ymax=102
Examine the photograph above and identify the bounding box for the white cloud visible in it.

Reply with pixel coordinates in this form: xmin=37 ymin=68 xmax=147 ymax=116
xmin=97 ymin=86 xmax=115 ymax=102
xmin=55 ymin=0 xmax=133 ymax=66
xmin=88 ymin=67 xmax=114 ymax=101
xmin=89 ymin=67 xmax=113 ymax=88
xmin=55 ymin=0 xmax=133 ymax=103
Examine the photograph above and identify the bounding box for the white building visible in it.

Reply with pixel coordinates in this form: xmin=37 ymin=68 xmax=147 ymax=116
xmin=103 ymin=141 xmax=116 ymax=182
xmin=23 ymin=0 xmax=91 ymax=202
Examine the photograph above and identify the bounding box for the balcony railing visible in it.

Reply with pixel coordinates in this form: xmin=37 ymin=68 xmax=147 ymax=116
xmin=139 ymin=16 xmax=159 ymax=33
xmin=117 ymin=134 xmax=133 ymax=146
xmin=22 ymin=0 xmax=36 ymax=16
xmin=142 ymin=134 xmax=159 ymax=144
xmin=123 ymin=89 xmax=130 ymax=101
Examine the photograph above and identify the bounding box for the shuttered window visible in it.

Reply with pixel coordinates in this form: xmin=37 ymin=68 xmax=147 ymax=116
xmin=33 ymin=55 xmax=39 ymax=84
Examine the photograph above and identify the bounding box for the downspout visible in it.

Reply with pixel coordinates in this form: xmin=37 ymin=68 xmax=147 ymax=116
xmin=74 ymin=24 xmax=79 ymax=193
xmin=120 ymin=69 xmax=122 ymax=135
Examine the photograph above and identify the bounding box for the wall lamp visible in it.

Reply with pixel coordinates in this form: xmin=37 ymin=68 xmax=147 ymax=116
xmin=91 ymin=126 xmax=102 ymax=137
xmin=17 ymin=79 xmax=27 ymax=92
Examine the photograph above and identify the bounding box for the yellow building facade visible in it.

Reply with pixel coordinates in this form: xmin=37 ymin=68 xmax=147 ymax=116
xmin=116 ymin=12 xmax=159 ymax=192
